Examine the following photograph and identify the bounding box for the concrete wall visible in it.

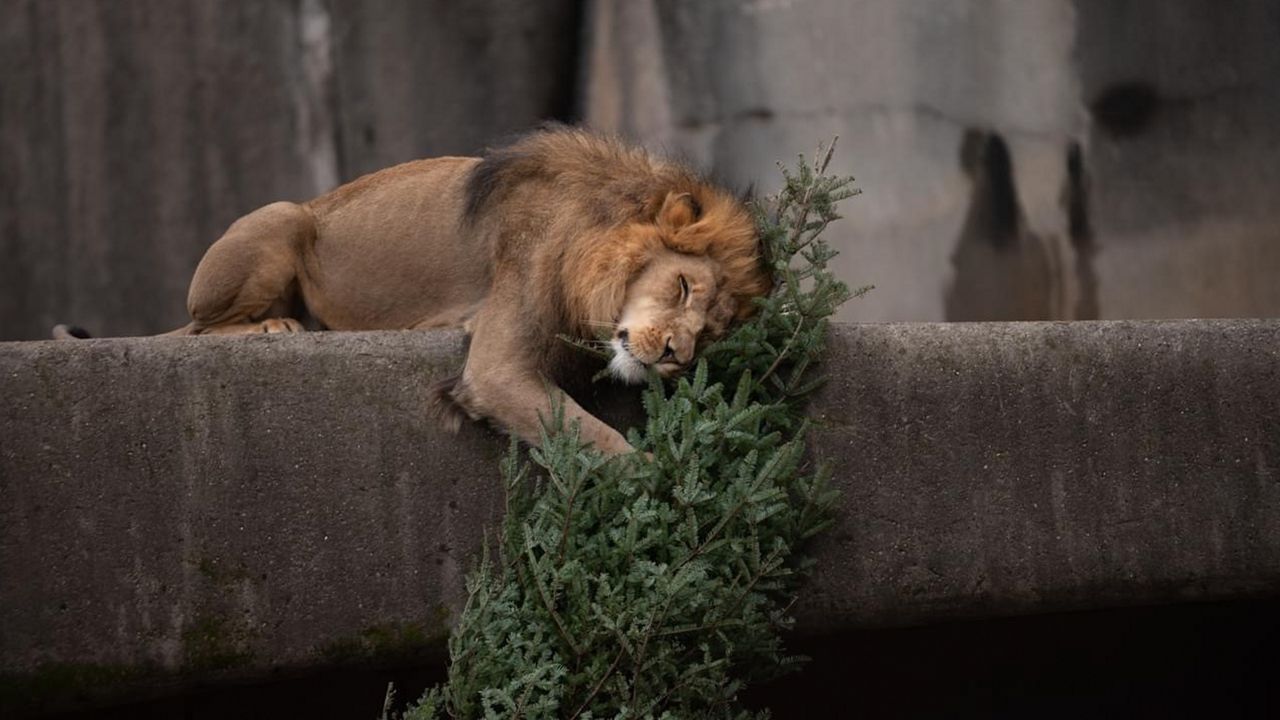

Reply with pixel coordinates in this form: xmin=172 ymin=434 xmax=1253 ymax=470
xmin=0 ymin=0 xmax=579 ymax=341
xmin=584 ymin=0 xmax=1280 ymax=323
xmin=1073 ymin=1 xmax=1280 ymax=319
xmin=5 ymin=1 xmax=1278 ymax=342
xmin=3 ymin=321 xmax=1278 ymax=713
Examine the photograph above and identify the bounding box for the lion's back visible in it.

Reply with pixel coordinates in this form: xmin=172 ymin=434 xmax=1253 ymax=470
xmin=300 ymin=156 xmax=493 ymax=330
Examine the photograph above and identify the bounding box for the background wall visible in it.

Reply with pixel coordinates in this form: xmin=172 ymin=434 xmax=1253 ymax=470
xmin=0 ymin=0 xmax=580 ymax=339
xmin=3 ymin=0 xmax=1279 ymax=339
xmin=586 ymin=0 xmax=1280 ymax=323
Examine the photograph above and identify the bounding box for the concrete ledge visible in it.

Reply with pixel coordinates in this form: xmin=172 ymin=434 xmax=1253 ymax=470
xmin=3 ymin=322 xmax=1279 ymax=711
xmin=804 ymin=321 xmax=1280 ymax=628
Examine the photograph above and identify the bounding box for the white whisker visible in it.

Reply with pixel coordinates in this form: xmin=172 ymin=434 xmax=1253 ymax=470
xmin=607 ymin=337 xmax=648 ymax=385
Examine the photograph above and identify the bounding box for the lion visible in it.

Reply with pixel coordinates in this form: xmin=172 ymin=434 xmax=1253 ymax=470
xmin=59 ymin=127 xmax=771 ymax=454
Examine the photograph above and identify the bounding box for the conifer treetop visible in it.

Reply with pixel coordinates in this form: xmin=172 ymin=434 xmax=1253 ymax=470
xmin=401 ymin=140 xmax=862 ymax=720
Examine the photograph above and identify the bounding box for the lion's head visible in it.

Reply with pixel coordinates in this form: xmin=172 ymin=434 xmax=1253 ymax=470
xmin=565 ymin=186 xmax=772 ymax=384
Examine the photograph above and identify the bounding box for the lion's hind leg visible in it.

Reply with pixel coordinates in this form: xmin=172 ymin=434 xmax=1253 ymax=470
xmin=186 ymin=202 xmax=314 ymax=336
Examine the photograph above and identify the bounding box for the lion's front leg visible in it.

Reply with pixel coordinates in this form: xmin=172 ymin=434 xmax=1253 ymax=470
xmin=456 ymin=368 xmax=633 ymax=455
xmin=451 ymin=301 xmax=634 ymax=455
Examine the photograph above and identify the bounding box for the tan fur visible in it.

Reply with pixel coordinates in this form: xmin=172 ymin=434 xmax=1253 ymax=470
xmin=167 ymin=126 xmax=771 ymax=454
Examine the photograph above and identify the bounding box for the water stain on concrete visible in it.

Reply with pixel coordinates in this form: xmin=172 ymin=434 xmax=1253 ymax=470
xmin=945 ymin=129 xmax=1057 ymax=321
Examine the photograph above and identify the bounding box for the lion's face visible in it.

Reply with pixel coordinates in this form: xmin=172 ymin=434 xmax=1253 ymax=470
xmin=608 ymin=250 xmax=739 ymax=384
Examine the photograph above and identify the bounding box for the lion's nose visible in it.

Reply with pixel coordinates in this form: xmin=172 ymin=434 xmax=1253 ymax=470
xmin=616 ymin=329 xmax=629 ymax=345
xmin=660 ymin=340 xmax=676 ymax=362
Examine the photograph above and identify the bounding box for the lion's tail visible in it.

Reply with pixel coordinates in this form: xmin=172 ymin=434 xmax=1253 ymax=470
xmin=51 ymin=322 xmax=198 ymax=340
xmin=51 ymin=324 xmax=93 ymax=340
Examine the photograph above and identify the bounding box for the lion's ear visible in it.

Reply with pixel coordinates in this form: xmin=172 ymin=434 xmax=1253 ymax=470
xmin=657 ymin=192 xmax=699 ymax=232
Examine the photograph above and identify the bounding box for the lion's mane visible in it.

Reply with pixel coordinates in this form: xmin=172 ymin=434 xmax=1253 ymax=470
xmin=462 ymin=126 xmax=771 ymax=340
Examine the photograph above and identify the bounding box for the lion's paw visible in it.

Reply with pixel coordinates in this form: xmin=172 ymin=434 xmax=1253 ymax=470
xmin=259 ymin=318 xmax=305 ymax=334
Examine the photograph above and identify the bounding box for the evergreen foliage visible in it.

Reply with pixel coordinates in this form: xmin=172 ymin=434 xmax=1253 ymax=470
xmin=403 ymin=141 xmax=863 ymax=719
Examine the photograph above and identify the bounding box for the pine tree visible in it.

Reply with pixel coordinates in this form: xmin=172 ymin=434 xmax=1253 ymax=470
xmin=403 ymin=141 xmax=863 ymax=719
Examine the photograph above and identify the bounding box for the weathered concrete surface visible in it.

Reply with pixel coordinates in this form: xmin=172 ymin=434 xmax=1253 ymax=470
xmin=7 ymin=1 xmax=1278 ymax=343
xmin=0 ymin=332 xmax=500 ymax=714
xmin=585 ymin=0 xmax=1085 ymax=323
xmin=584 ymin=0 xmax=1280 ymax=322
xmin=1073 ymin=0 xmax=1280 ymax=319
xmin=328 ymin=0 xmax=581 ymax=180
xmin=0 ymin=0 xmax=579 ymax=341
xmin=1 ymin=1 xmax=321 ymax=341
xmin=2 ymin=322 xmax=1280 ymax=714
xmin=6 ymin=1 xmax=1279 ymax=343
xmin=802 ymin=321 xmax=1280 ymax=629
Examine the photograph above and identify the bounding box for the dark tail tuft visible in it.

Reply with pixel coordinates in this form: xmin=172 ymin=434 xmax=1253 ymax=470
xmin=52 ymin=324 xmax=93 ymax=340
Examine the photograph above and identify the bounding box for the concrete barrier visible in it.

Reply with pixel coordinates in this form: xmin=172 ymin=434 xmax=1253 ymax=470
xmin=3 ymin=321 xmax=1279 ymax=713
xmin=1 ymin=0 xmax=580 ymax=341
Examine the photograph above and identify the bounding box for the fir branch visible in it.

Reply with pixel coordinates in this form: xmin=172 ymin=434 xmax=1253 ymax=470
xmin=568 ymin=646 xmax=626 ymax=720
xmin=758 ymin=315 xmax=805 ymax=386
xmin=783 ymin=138 xmax=838 ymax=254
xmin=518 ymin=548 xmax=582 ymax=658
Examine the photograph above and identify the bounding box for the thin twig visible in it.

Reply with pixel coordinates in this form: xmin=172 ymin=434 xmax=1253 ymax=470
xmin=758 ymin=316 xmax=805 ymax=386
xmin=555 ymin=477 xmax=579 ymax=565
xmin=674 ymin=489 xmax=751 ymax=574
xmin=380 ymin=682 xmax=395 ymax=720
xmin=628 ymin=587 xmax=681 ymax=706
xmin=510 ymin=677 xmax=535 ymax=720
xmin=518 ymin=553 xmax=582 ymax=657
xmin=781 ymin=137 xmax=838 ymax=252
xmin=568 ymin=646 xmax=627 ymax=720
xmin=817 ymin=136 xmax=839 ymax=175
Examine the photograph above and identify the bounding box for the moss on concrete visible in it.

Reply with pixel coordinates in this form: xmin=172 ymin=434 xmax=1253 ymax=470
xmin=317 ymin=608 xmax=451 ymax=666
xmin=193 ymin=555 xmax=254 ymax=585
xmin=182 ymin=613 xmax=256 ymax=673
